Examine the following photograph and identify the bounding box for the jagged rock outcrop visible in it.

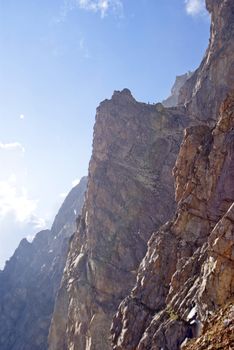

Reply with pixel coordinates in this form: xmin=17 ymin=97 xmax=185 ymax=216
xmin=162 ymin=72 xmax=193 ymax=108
xmin=179 ymin=0 xmax=234 ymax=125
xmin=48 ymin=90 xmax=191 ymax=350
xmin=111 ymin=93 xmax=234 ymax=350
xmin=0 ymin=177 xmax=87 ymax=350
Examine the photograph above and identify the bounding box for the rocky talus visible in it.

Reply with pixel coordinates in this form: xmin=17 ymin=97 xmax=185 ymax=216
xmin=111 ymin=93 xmax=234 ymax=350
xmin=0 ymin=177 xmax=87 ymax=350
xmin=48 ymin=90 xmax=191 ymax=350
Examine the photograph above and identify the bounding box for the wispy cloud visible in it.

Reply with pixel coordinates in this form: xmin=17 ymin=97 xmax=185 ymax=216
xmin=78 ymin=37 xmax=91 ymax=59
xmin=78 ymin=0 xmax=123 ymax=17
xmin=57 ymin=0 xmax=123 ymax=21
xmin=30 ymin=216 xmax=47 ymax=230
xmin=185 ymin=0 xmax=206 ymax=16
xmin=0 ymin=142 xmax=25 ymax=153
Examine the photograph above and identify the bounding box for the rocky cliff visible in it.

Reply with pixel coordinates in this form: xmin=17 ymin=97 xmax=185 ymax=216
xmin=49 ymin=1 xmax=234 ymax=349
xmin=111 ymin=92 xmax=234 ymax=350
xmin=0 ymin=177 xmax=87 ymax=350
xmin=111 ymin=0 xmax=234 ymax=348
xmin=48 ymin=91 xmax=191 ymax=350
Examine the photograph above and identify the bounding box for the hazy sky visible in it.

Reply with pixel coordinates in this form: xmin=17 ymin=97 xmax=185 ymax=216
xmin=0 ymin=0 xmax=209 ymax=268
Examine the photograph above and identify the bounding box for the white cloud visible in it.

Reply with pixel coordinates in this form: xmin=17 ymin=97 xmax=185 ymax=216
xmin=72 ymin=178 xmax=80 ymax=187
xmin=0 ymin=142 xmax=25 ymax=153
xmin=19 ymin=114 xmax=25 ymax=120
xmin=185 ymin=0 xmax=206 ymax=16
xmin=59 ymin=192 xmax=68 ymax=198
xmin=0 ymin=146 xmax=49 ymax=268
xmin=26 ymin=234 xmax=35 ymax=242
xmin=0 ymin=176 xmax=37 ymax=222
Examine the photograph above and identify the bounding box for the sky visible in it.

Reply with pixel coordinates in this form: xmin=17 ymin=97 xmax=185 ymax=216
xmin=0 ymin=0 xmax=210 ymax=268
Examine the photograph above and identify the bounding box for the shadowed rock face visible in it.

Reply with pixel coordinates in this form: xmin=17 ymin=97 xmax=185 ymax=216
xmin=0 ymin=177 xmax=87 ymax=350
xmin=179 ymin=0 xmax=234 ymax=125
xmin=48 ymin=90 xmax=191 ymax=350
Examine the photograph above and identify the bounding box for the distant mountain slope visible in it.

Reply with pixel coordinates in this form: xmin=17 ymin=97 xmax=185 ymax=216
xmin=162 ymin=72 xmax=193 ymax=108
xmin=0 ymin=176 xmax=87 ymax=350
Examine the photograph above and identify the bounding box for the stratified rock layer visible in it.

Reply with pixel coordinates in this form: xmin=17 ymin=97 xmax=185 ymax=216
xmin=0 ymin=177 xmax=87 ymax=350
xmin=49 ymin=90 xmax=190 ymax=350
xmin=111 ymin=93 xmax=234 ymax=350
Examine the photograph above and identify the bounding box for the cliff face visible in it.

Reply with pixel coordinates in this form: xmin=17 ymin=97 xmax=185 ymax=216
xmin=111 ymin=93 xmax=234 ymax=349
xmin=0 ymin=177 xmax=87 ymax=350
xmin=111 ymin=1 xmax=234 ymax=348
xmin=48 ymin=1 xmax=234 ymax=349
xmin=179 ymin=0 xmax=234 ymax=124
xmin=48 ymin=91 xmax=191 ymax=350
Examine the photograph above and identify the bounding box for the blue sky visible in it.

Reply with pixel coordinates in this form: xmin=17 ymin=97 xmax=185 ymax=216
xmin=0 ymin=0 xmax=209 ymax=268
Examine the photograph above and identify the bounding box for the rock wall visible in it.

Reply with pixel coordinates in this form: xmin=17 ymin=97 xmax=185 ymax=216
xmin=111 ymin=91 xmax=234 ymax=350
xmin=111 ymin=0 xmax=234 ymax=347
xmin=0 ymin=177 xmax=87 ymax=350
xmin=48 ymin=90 xmax=191 ymax=350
